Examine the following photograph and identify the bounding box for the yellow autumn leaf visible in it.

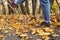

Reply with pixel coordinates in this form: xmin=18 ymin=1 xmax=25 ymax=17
xmin=39 ymin=32 xmax=51 ymax=36
xmin=16 ymin=32 xmax=21 ymax=36
xmin=12 ymin=23 xmax=20 ymax=30
xmin=0 ymin=35 xmax=5 ymax=38
xmin=37 ymin=29 xmax=44 ymax=34
xmin=39 ymin=20 xmax=45 ymax=24
xmin=36 ymin=28 xmax=51 ymax=36
xmin=4 ymin=30 xmax=9 ymax=33
xmin=31 ymin=29 xmax=37 ymax=34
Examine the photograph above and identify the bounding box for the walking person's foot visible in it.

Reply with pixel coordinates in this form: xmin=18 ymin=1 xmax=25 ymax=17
xmin=35 ymin=21 xmax=51 ymax=28
xmin=41 ymin=22 xmax=51 ymax=27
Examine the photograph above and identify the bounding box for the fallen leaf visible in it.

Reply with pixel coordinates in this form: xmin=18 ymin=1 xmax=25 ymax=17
xmin=39 ymin=20 xmax=45 ymax=24
xmin=20 ymin=34 xmax=28 ymax=37
xmin=0 ymin=35 xmax=5 ymax=38
xmin=43 ymin=27 xmax=54 ymax=33
xmin=42 ymin=35 xmax=50 ymax=40
xmin=4 ymin=30 xmax=9 ymax=33
xmin=52 ymin=34 xmax=59 ymax=37
xmin=12 ymin=23 xmax=20 ymax=30
xmin=31 ymin=29 xmax=36 ymax=34
xmin=54 ymin=22 xmax=60 ymax=26
xmin=37 ymin=28 xmax=51 ymax=36
xmin=28 ymin=19 xmax=36 ymax=25
xmin=39 ymin=32 xmax=51 ymax=36
xmin=15 ymin=32 xmax=22 ymax=36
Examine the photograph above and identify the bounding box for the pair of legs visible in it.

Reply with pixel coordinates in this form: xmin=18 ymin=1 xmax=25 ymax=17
xmin=14 ymin=0 xmax=50 ymax=23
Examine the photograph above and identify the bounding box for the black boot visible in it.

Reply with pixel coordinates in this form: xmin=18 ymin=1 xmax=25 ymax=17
xmin=41 ymin=22 xmax=51 ymax=27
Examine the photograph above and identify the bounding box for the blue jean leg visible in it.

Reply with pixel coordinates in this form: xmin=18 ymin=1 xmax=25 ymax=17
xmin=40 ymin=0 xmax=50 ymax=23
xmin=14 ymin=0 xmax=23 ymax=4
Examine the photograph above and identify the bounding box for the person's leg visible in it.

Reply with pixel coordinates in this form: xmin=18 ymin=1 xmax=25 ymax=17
xmin=14 ymin=0 xmax=26 ymax=14
xmin=14 ymin=0 xmax=23 ymax=4
xmin=40 ymin=0 xmax=50 ymax=23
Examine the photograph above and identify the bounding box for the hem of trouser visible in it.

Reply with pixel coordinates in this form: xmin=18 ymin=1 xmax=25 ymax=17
xmin=42 ymin=19 xmax=50 ymax=23
xmin=42 ymin=17 xmax=50 ymax=23
xmin=45 ymin=21 xmax=50 ymax=23
xmin=42 ymin=18 xmax=50 ymax=23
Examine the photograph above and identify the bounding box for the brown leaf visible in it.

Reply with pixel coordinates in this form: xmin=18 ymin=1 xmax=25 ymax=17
xmin=43 ymin=27 xmax=54 ymax=33
xmin=0 ymin=35 xmax=5 ymax=38
xmin=42 ymin=36 xmax=50 ymax=40
xmin=54 ymin=22 xmax=60 ymax=26
xmin=28 ymin=19 xmax=36 ymax=25
xmin=51 ymin=15 xmax=57 ymax=22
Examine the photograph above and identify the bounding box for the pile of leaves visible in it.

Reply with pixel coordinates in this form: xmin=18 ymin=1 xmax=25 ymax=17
xmin=0 ymin=13 xmax=60 ymax=40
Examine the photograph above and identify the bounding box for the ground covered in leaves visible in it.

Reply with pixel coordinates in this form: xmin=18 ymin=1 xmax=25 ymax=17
xmin=0 ymin=13 xmax=60 ymax=40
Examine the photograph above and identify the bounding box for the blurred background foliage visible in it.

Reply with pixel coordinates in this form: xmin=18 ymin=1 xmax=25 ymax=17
xmin=0 ymin=0 xmax=60 ymax=15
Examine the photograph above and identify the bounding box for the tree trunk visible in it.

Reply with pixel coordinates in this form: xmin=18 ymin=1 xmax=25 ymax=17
xmin=2 ymin=0 xmax=9 ymax=14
